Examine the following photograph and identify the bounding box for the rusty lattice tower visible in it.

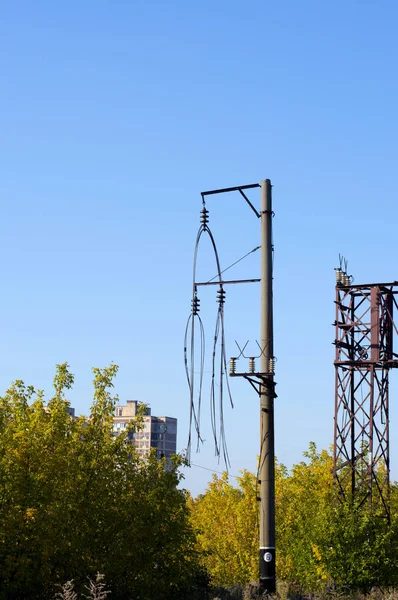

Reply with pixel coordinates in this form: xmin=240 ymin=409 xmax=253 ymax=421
xmin=333 ymin=267 xmax=398 ymax=520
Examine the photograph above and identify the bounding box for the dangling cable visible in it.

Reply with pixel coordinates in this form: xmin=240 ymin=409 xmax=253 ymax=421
xmin=185 ymin=201 xmax=234 ymax=466
xmin=221 ymin=307 xmax=234 ymax=409
xmin=196 ymin=310 xmax=206 ymax=450
xmin=210 ymin=307 xmax=221 ymax=458
xmin=184 ymin=288 xmax=205 ymax=462
xmin=216 ymin=285 xmax=231 ymax=466
xmin=184 ymin=205 xmax=211 ymax=461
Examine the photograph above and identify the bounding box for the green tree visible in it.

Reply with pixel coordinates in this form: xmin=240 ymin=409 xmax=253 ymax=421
xmin=0 ymin=364 xmax=201 ymax=600
xmin=276 ymin=443 xmax=398 ymax=591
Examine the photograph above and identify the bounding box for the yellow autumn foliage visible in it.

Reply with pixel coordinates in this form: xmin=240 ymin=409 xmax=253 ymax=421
xmin=189 ymin=442 xmax=398 ymax=592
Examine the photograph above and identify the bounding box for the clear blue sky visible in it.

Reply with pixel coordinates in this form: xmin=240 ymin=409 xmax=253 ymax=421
xmin=1 ymin=1 xmax=397 ymax=496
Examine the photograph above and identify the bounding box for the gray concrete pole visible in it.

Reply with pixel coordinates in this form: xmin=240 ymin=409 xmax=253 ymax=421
xmin=259 ymin=179 xmax=276 ymax=593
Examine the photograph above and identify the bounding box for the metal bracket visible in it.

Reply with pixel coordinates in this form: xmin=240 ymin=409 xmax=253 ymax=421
xmin=230 ymin=371 xmax=277 ymax=397
xmin=201 ymin=183 xmax=261 ymax=218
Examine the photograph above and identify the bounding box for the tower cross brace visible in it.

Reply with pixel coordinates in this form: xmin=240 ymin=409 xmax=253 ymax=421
xmin=333 ymin=279 xmax=398 ymax=520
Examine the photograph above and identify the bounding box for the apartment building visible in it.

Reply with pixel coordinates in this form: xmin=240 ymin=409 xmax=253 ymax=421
xmin=113 ymin=400 xmax=177 ymax=459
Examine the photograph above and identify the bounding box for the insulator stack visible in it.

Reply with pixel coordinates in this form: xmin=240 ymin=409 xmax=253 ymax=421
xmin=200 ymin=207 xmax=209 ymax=225
xmin=343 ymin=274 xmax=351 ymax=286
xmin=335 ymin=268 xmax=353 ymax=287
xmin=217 ymin=287 xmax=226 ymax=304
xmin=249 ymin=357 xmax=256 ymax=373
xmin=191 ymin=295 xmax=200 ymax=315
xmin=269 ymin=358 xmax=275 ymax=373
xmin=229 ymin=357 xmax=237 ymax=375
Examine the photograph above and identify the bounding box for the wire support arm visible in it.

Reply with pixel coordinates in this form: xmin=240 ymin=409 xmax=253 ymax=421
xmin=196 ymin=278 xmax=260 ymax=286
xmin=201 ymin=183 xmax=260 ymax=197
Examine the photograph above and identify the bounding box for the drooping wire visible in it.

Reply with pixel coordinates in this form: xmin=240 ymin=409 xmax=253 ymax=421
xmin=210 ymin=305 xmax=221 ymax=458
xmin=218 ymin=285 xmax=233 ymax=466
xmin=209 ymin=288 xmax=232 ymax=465
xmin=185 ymin=201 xmax=234 ymax=465
xmin=184 ymin=297 xmax=205 ymax=455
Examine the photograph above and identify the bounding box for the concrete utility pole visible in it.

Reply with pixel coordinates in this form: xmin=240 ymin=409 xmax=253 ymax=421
xmin=193 ymin=179 xmax=277 ymax=592
xmin=259 ymin=179 xmax=276 ymax=593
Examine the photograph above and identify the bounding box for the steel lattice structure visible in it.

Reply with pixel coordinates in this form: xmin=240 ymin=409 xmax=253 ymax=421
xmin=333 ymin=274 xmax=398 ymax=521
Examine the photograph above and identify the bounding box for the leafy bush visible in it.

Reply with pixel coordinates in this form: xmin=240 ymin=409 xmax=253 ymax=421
xmin=0 ymin=364 xmax=202 ymax=600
